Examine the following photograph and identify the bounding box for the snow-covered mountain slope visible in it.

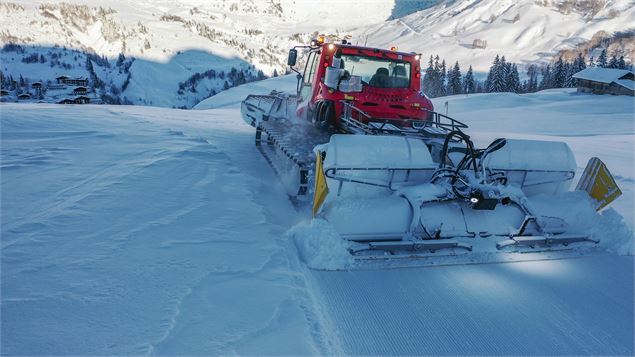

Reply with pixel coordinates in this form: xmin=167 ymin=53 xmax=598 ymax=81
xmin=0 ymin=0 xmax=417 ymax=108
xmin=2 ymin=0 xmax=633 ymax=109
xmin=1 ymin=0 xmax=403 ymax=73
xmin=0 ymin=43 xmax=265 ymax=108
xmin=1 ymin=81 xmax=633 ymax=354
xmin=4 ymin=0 xmax=631 ymax=72
xmin=353 ymin=0 xmax=635 ymax=71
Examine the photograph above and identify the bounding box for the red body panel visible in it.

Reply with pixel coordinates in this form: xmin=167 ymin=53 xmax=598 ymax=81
xmin=295 ymin=43 xmax=434 ymax=126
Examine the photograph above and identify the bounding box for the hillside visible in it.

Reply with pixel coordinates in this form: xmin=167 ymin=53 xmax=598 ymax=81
xmin=354 ymin=0 xmax=635 ymax=71
xmin=0 ymin=0 xmax=633 ymax=109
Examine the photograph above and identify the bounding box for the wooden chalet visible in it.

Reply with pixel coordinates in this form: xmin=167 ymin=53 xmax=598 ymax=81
xmin=73 ymin=86 xmax=88 ymax=95
xmin=74 ymin=96 xmax=90 ymax=104
xmin=58 ymin=98 xmax=75 ymax=105
xmin=573 ymin=68 xmax=635 ymax=96
xmin=56 ymin=75 xmax=88 ymax=86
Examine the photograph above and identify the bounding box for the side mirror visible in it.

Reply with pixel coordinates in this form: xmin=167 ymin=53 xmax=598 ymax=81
xmin=287 ymin=49 xmax=297 ymax=66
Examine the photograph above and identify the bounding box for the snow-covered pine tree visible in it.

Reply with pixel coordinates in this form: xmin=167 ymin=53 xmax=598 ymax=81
xmin=608 ymin=53 xmax=619 ymax=68
xmin=463 ymin=65 xmax=475 ymax=94
xmin=575 ymin=53 xmax=587 ymax=72
xmin=588 ymin=56 xmax=595 ymax=67
xmin=540 ymin=64 xmax=552 ymax=89
xmin=563 ymin=62 xmax=575 ymax=87
xmin=85 ymin=57 xmax=102 ymax=89
xmin=570 ymin=53 xmax=586 ymax=86
xmin=431 ymin=55 xmax=442 ymax=97
xmin=445 ymin=66 xmax=453 ymax=95
xmin=439 ymin=59 xmax=447 ymax=97
xmin=85 ymin=56 xmax=93 ymax=71
xmin=507 ymin=63 xmax=520 ymax=93
xmin=485 ymin=54 xmax=500 ymax=92
xmin=617 ymin=56 xmax=626 ymax=69
xmin=597 ymin=49 xmax=608 ymax=67
xmin=422 ymin=55 xmax=435 ymax=97
xmin=526 ymin=64 xmax=539 ymax=92
xmin=102 ymin=54 xmax=111 ymax=68
xmin=553 ymin=57 xmax=566 ymax=88
xmin=491 ymin=55 xmax=507 ymax=92
xmin=447 ymin=61 xmax=462 ymax=95
xmin=116 ymin=53 xmax=126 ymax=67
xmin=504 ymin=62 xmax=513 ymax=92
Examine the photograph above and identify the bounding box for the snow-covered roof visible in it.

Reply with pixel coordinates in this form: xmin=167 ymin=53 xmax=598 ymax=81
xmin=614 ymin=79 xmax=635 ymax=91
xmin=573 ymin=67 xmax=634 ymax=90
xmin=57 ymin=75 xmax=87 ymax=81
xmin=573 ymin=67 xmax=632 ymax=83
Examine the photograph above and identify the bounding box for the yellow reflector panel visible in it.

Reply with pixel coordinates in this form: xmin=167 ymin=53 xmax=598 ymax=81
xmin=312 ymin=150 xmax=329 ymax=217
xmin=575 ymin=157 xmax=622 ymax=211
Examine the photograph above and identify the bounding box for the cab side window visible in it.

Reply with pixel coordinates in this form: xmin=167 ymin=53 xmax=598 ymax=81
xmin=300 ymin=52 xmax=319 ymax=100
xmin=304 ymin=52 xmax=318 ymax=85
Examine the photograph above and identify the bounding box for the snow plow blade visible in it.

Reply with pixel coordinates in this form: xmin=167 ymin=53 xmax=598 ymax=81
xmin=495 ymin=235 xmax=599 ymax=250
xmin=576 ymin=157 xmax=622 ymax=211
xmin=303 ymin=134 xmax=618 ymax=269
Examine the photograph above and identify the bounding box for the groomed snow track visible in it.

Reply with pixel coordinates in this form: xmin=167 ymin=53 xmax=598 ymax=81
xmin=2 ymin=83 xmax=633 ymax=355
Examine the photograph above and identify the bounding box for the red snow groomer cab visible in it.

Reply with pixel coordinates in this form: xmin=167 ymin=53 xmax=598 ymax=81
xmin=288 ymin=36 xmax=433 ymax=129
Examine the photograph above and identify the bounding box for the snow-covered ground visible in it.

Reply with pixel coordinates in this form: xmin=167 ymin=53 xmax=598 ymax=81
xmin=2 ymin=78 xmax=633 ymax=354
xmin=1 ymin=103 xmax=321 ymax=355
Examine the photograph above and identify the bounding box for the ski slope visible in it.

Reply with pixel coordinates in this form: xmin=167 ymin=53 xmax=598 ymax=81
xmin=2 ymin=78 xmax=634 ymax=354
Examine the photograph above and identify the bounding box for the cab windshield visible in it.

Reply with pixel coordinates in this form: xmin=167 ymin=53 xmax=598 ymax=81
xmin=340 ymin=54 xmax=411 ymax=88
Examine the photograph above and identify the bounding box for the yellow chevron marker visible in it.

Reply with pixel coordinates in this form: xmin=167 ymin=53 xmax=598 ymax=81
xmin=576 ymin=157 xmax=622 ymax=211
xmin=312 ymin=151 xmax=330 ymax=217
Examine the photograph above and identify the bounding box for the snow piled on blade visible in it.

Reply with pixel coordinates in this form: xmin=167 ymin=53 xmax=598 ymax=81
xmin=529 ymin=192 xmax=634 ymax=255
xmin=288 ymin=219 xmax=355 ymax=271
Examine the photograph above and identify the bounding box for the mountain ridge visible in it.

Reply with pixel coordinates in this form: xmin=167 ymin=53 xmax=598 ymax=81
xmin=1 ymin=0 xmax=633 ymax=108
